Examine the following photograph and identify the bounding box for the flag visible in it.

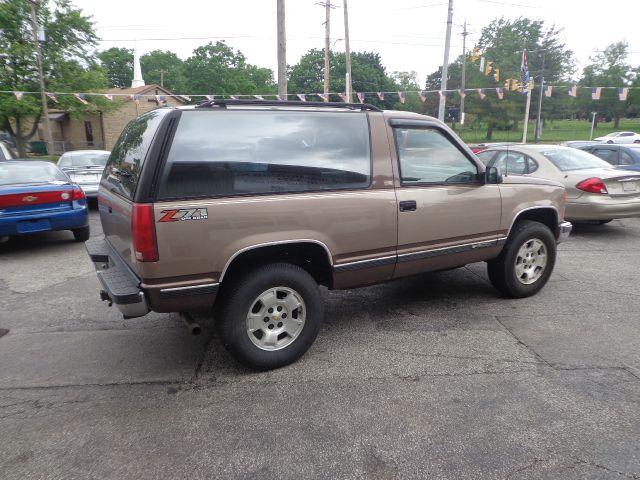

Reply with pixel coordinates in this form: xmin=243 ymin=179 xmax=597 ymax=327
xmin=230 ymin=95 xmax=239 ymax=100
xmin=477 ymin=89 xmax=486 ymax=100
xmin=479 ymin=57 xmax=485 ymax=73
xmin=520 ymin=49 xmax=530 ymax=94
xmin=14 ymin=91 xmax=24 ymax=100
xmin=398 ymin=91 xmax=406 ymax=104
xmin=128 ymin=94 xmax=139 ymax=105
xmin=275 ymin=95 xmax=285 ymax=101
xmin=493 ymin=68 xmax=500 ymax=82
xmin=504 ymin=79 xmax=511 ymax=90
xmin=619 ymin=87 xmax=629 ymax=101
xmin=458 ymin=89 xmax=466 ymax=98
xmin=254 ymin=95 xmax=264 ymax=101
xmin=377 ymin=92 xmax=384 ymax=101
xmin=75 ymin=93 xmax=89 ymax=105
xmin=155 ymin=95 xmax=166 ymax=105
xmin=471 ymin=47 xmax=480 ymax=63
xmin=418 ymin=91 xmax=427 ymax=103
xmin=591 ymin=87 xmax=602 ymax=100
xmin=567 ymin=86 xmax=577 ymax=97
xmin=317 ymin=93 xmax=329 ymax=102
xmin=485 ymin=61 xmax=493 ymax=76
xmin=103 ymin=94 xmax=113 ymax=101
xmin=496 ymin=88 xmax=504 ymax=100
xmin=46 ymin=92 xmax=58 ymax=103
xmin=297 ymin=94 xmax=306 ymax=102
xmin=357 ymin=92 xmax=365 ymax=103
xmin=205 ymin=95 xmax=215 ymax=101
xmin=181 ymin=95 xmax=191 ymax=102
xmin=338 ymin=92 xmax=349 ymax=102
xmin=544 ymin=85 xmax=553 ymax=97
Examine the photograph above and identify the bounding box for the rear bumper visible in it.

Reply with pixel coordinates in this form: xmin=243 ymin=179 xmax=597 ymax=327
xmin=0 ymin=205 xmax=88 ymax=236
xmin=567 ymin=196 xmax=640 ymax=221
xmin=86 ymin=238 xmax=149 ymax=319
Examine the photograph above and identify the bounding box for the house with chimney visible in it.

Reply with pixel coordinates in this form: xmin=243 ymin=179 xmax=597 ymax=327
xmin=38 ymin=49 xmax=187 ymax=153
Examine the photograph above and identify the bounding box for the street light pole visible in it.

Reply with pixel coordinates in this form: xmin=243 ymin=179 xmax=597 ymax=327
xmin=324 ymin=1 xmax=331 ymax=99
xmin=460 ymin=20 xmax=468 ymax=136
xmin=343 ymin=0 xmax=352 ymax=102
xmin=277 ymin=0 xmax=287 ymax=98
xmin=534 ymin=51 xmax=546 ymax=142
xmin=29 ymin=0 xmax=54 ymax=156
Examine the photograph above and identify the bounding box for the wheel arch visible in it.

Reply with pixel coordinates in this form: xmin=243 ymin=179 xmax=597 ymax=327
xmin=220 ymin=240 xmax=334 ymax=288
xmin=509 ymin=207 xmax=559 ymax=238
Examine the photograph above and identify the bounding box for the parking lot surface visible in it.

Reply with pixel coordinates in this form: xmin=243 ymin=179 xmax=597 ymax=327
xmin=1 ymin=208 xmax=639 ymax=479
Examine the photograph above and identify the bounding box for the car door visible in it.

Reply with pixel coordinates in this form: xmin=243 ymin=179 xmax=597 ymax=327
xmin=388 ymin=119 xmax=503 ymax=278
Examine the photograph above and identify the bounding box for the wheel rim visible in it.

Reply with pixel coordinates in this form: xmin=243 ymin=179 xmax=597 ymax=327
xmin=514 ymin=238 xmax=548 ymax=285
xmin=245 ymin=286 xmax=306 ymax=351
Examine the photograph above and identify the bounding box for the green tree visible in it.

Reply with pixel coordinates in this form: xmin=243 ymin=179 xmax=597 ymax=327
xmin=97 ymin=47 xmax=133 ymax=88
xmin=0 ymin=0 xmax=108 ymax=155
xmin=390 ymin=70 xmax=422 ymax=113
xmin=578 ymin=42 xmax=633 ymax=129
xmin=177 ymin=41 xmax=274 ymax=96
xmin=141 ymin=50 xmax=184 ymax=92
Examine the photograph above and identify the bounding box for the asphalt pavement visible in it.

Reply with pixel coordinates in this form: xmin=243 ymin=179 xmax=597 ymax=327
xmin=1 ymin=207 xmax=639 ymax=479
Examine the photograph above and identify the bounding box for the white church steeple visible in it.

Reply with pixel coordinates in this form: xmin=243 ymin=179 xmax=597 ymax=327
xmin=131 ymin=46 xmax=145 ymax=88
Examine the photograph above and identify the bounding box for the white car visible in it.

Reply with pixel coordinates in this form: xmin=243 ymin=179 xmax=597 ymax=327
xmin=57 ymin=150 xmax=110 ymax=199
xmin=594 ymin=131 xmax=640 ymax=144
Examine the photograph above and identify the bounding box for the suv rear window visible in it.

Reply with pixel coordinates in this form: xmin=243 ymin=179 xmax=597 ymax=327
xmin=157 ymin=110 xmax=371 ymax=199
xmin=101 ymin=109 xmax=169 ymax=200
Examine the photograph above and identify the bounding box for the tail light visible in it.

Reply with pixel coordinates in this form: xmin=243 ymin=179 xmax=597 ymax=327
xmin=0 ymin=189 xmax=78 ymax=207
xmin=71 ymin=187 xmax=86 ymax=200
xmin=576 ymin=177 xmax=608 ymax=195
xmin=131 ymin=203 xmax=159 ymax=262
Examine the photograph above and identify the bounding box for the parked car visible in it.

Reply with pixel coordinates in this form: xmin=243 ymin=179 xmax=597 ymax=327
xmin=468 ymin=142 xmax=520 ymax=153
xmin=558 ymin=140 xmax=599 ymax=149
xmin=0 ymin=161 xmax=89 ymax=242
xmin=86 ymin=100 xmax=571 ymax=370
xmin=0 ymin=141 xmax=17 ymax=161
xmin=578 ymin=144 xmax=640 ymax=171
xmin=593 ymin=131 xmax=640 ymax=144
xmin=57 ymin=150 xmax=110 ymax=199
xmin=477 ymin=145 xmax=640 ymax=223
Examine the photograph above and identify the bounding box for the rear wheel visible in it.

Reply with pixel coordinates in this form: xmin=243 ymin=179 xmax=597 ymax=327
xmin=72 ymin=226 xmax=90 ymax=242
xmin=487 ymin=220 xmax=556 ymax=298
xmin=217 ymin=263 xmax=323 ymax=370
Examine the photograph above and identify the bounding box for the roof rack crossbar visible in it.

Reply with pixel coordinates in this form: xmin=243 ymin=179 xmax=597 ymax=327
xmin=194 ymin=98 xmax=382 ymax=112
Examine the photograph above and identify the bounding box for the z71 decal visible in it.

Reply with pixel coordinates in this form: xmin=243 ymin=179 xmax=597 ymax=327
xmin=159 ymin=208 xmax=208 ymax=222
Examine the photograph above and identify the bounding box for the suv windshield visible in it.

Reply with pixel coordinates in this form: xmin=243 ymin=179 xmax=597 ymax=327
xmin=541 ymin=148 xmax=612 ymax=171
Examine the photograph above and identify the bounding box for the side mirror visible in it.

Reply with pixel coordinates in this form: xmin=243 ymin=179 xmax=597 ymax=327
xmin=485 ymin=166 xmax=503 ymax=184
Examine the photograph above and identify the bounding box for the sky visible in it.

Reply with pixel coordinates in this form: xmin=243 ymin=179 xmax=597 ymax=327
xmin=70 ymin=0 xmax=640 ymax=93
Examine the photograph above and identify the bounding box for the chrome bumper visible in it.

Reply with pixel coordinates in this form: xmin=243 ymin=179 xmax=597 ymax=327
xmin=558 ymin=221 xmax=572 ymax=243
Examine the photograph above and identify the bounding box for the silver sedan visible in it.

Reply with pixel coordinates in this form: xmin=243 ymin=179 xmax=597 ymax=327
xmin=57 ymin=150 xmax=110 ymax=199
xmin=477 ymin=145 xmax=640 ymax=223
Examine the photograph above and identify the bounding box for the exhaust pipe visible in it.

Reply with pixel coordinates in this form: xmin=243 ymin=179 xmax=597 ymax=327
xmin=179 ymin=312 xmax=201 ymax=335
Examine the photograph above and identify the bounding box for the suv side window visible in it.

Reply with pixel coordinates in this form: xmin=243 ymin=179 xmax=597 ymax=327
xmin=101 ymin=109 xmax=169 ymax=199
xmin=157 ymin=111 xmax=371 ymax=199
xmin=394 ymin=128 xmax=478 ymax=184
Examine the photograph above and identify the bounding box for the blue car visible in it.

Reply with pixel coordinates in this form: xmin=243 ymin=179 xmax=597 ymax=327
xmin=0 ymin=161 xmax=89 ymax=242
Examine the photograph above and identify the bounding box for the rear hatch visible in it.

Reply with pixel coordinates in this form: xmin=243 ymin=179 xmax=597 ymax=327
xmin=98 ymin=109 xmax=170 ymax=273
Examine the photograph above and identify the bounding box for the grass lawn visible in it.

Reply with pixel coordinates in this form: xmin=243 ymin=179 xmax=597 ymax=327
xmin=458 ymin=118 xmax=640 ymax=144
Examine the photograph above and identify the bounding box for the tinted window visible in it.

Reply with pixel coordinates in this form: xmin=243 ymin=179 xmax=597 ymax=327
xmin=395 ymin=128 xmax=478 ymax=184
xmin=0 ymin=162 xmax=69 ymax=186
xmin=101 ymin=109 xmax=169 ymax=199
xmin=541 ymin=148 xmax=612 ymax=171
xmin=157 ymin=111 xmax=371 ymax=199
xmin=591 ymin=148 xmax=617 ymax=165
xmin=620 ymin=150 xmax=634 ymax=166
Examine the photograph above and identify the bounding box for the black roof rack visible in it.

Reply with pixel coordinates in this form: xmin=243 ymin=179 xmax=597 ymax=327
xmin=194 ymin=98 xmax=382 ymax=112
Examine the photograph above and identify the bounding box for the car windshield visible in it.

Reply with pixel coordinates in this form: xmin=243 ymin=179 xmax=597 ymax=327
xmin=541 ymin=149 xmax=613 ymax=171
xmin=58 ymin=152 xmax=110 ymax=168
xmin=0 ymin=162 xmax=69 ymax=186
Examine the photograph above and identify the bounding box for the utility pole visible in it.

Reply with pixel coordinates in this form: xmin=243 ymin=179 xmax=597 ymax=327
xmin=324 ymin=1 xmax=331 ymax=99
xmin=343 ymin=0 xmax=352 ymax=102
xmin=534 ymin=50 xmax=546 ymax=142
xmin=29 ymin=0 xmax=54 ymax=156
xmin=460 ymin=20 xmax=468 ymax=136
xmin=438 ymin=0 xmax=454 ymax=122
xmin=158 ymin=69 xmax=167 ymax=87
xmin=277 ymin=0 xmax=287 ymax=98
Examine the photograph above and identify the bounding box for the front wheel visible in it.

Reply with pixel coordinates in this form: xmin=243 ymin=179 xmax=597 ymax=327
xmin=487 ymin=220 xmax=556 ymax=298
xmin=217 ymin=263 xmax=323 ymax=370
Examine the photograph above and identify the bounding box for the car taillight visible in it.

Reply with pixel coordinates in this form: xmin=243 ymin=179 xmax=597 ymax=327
xmin=71 ymin=187 xmax=85 ymax=200
xmin=576 ymin=177 xmax=608 ymax=194
xmin=131 ymin=203 xmax=159 ymax=262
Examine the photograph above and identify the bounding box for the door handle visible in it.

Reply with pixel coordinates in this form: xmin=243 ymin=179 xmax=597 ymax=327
xmin=399 ymin=200 xmax=417 ymax=212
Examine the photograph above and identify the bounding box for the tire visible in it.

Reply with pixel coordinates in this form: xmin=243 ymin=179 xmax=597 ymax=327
xmin=72 ymin=225 xmax=90 ymax=242
xmin=607 ymin=140 xmax=614 ymax=144
xmin=487 ymin=220 xmax=556 ymax=298
xmin=634 ymin=140 xmax=640 ymax=144
xmin=216 ymin=263 xmax=323 ymax=370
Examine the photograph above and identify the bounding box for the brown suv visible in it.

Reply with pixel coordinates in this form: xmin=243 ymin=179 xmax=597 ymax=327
xmin=87 ymin=100 xmax=572 ymax=370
